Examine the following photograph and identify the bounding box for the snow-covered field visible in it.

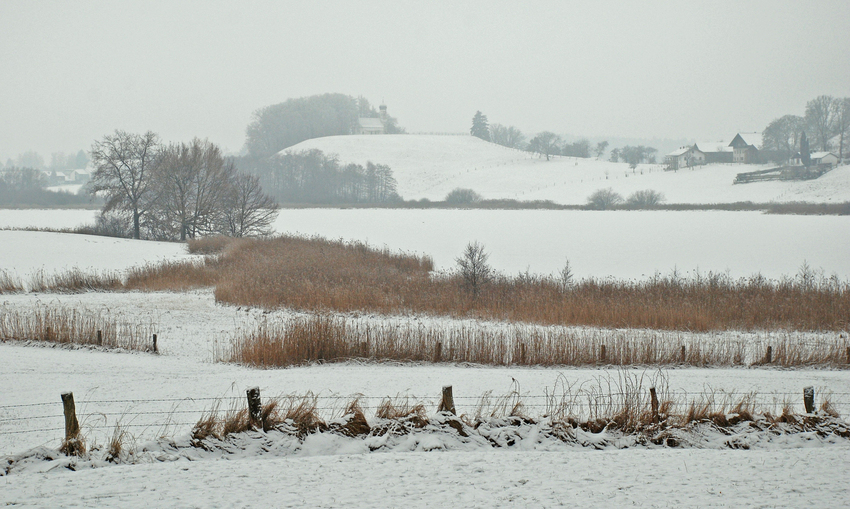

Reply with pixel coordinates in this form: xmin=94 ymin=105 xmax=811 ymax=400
xmin=285 ymin=134 xmax=850 ymax=204
xmin=0 ymin=230 xmax=198 ymax=285
xmin=4 ymin=208 xmax=849 ymax=280
xmin=1 ymin=213 xmax=849 ymax=506
xmin=274 ymin=209 xmax=850 ymax=279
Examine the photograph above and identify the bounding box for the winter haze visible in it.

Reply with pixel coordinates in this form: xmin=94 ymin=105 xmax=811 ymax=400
xmin=1 ymin=0 xmax=849 ymax=160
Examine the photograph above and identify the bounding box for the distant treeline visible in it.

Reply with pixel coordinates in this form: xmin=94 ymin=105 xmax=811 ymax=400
xmin=240 ymin=149 xmax=401 ymax=204
xmin=0 ymin=167 xmax=94 ymax=208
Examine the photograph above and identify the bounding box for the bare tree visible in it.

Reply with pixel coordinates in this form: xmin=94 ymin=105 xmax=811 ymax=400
xmin=220 ymin=173 xmax=279 ymax=237
xmin=490 ymin=124 xmax=526 ymax=149
xmin=626 ymin=189 xmax=665 ymax=208
xmin=456 ymin=241 xmax=492 ymax=296
xmin=834 ymin=97 xmax=850 ymax=161
xmin=762 ymin=114 xmax=805 ymax=162
xmin=528 ymin=131 xmax=562 ymax=161
xmin=89 ymin=130 xmax=160 ymax=239
xmin=151 ymin=139 xmax=236 ymax=240
xmin=805 ymin=95 xmax=836 ymax=152
xmin=587 ymin=188 xmax=623 ymax=210
xmin=595 ymin=141 xmax=609 ymax=158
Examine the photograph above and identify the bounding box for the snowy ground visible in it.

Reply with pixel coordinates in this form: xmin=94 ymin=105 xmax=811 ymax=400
xmin=4 ymin=209 xmax=849 ymax=280
xmin=0 ymin=230 xmax=198 ymax=286
xmin=3 ymin=447 xmax=847 ymax=508
xmin=272 ymin=209 xmax=850 ymax=279
xmin=286 ymin=134 xmax=850 ymax=204
xmin=1 ymin=218 xmax=849 ymax=506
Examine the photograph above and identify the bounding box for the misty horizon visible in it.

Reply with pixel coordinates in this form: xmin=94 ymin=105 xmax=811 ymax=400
xmin=1 ymin=0 xmax=848 ymax=161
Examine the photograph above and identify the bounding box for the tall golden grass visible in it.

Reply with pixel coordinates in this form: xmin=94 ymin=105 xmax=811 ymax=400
xmin=128 ymin=235 xmax=850 ymax=332
xmin=0 ymin=305 xmax=155 ymax=351
xmin=20 ymin=235 xmax=850 ymax=332
xmin=225 ymin=314 xmax=848 ymax=368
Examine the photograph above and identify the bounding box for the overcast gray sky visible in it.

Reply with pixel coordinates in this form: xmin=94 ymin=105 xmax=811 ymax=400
xmin=1 ymin=0 xmax=848 ymax=161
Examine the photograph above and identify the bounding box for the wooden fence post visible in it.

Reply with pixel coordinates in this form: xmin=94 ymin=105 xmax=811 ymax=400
xmin=680 ymin=345 xmax=686 ymax=364
xmin=803 ymin=386 xmax=814 ymax=414
xmin=599 ymin=344 xmax=606 ymax=364
xmin=96 ymin=330 xmax=102 ymax=346
xmin=247 ymin=387 xmax=262 ymax=429
xmin=649 ymin=387 xmax=660 ymax=423
xmin=45 ymin=326 xmax=51 ymax=342
xmin=846 ymin=347 xmax=850 ymax=364
xmin=152 ymin=334 xmax=158 ymax=354
xmin=435 ymin=341 xmax=442 ymax=363
xmin=764 ymin=345 xmax=772 ymax=364
xmin=520 ymin=343 xmax=526 ymax=365
xmin=61 ymin=392 xmax=80 ymax=447
xmin=439 ymin=385 xmax=456 ymax=415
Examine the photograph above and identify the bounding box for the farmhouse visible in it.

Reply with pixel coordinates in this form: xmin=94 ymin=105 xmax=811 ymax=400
xmin=695 ymin=140 xmax=733 ymax=163
xmin=355 ymin=104 xmax=389 ymax=135
xmin=665 ymin=145 xmax=706 ymax=170
xmin=810 ymin=152 xmax=839 ymax=167
xmin=729 ymin=132 xmax=761 ymax=164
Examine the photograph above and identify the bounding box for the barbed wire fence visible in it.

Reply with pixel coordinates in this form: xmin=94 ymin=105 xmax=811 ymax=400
xmin=2 ymin=386 xmax=849 ymax=455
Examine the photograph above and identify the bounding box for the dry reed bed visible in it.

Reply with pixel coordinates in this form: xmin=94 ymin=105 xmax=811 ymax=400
xmin=191 ymin=377 xmax=848 ymax=446
xmin=5 ymin=235 xmax=849 ymax=332
xmin=175 ymin=236 xmax=850 ymax=332
xmin=0 ymin=304 xmax=155 ymax=351
xmin=225 ymin=314 xmax=849 ymax=368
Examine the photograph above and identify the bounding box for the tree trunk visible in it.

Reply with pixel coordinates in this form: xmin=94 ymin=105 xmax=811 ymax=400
xmin=133 ymin=209 xmax=141 ymax=239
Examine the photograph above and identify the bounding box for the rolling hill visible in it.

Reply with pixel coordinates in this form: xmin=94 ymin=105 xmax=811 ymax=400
xmin=283 ymin=135 xmax=850 ymax=204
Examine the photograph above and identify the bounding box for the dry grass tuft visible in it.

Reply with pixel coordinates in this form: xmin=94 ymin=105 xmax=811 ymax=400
xmin=187 ymin=236 xmax=237 ymax=255
xmin=330 ymin=400 xmax=371 ymax=437
xmin=0 ymin=304 xmax=154 ymax=351
xmin=124 ymin=260 xmax=219 ymax=292
xmin=105 ymin=424 xmax=129 ymax=463
xmin=0 ymin=270 xmax=24 ymax=294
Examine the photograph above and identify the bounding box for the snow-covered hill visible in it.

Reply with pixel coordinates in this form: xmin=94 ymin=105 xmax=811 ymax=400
xmin=284 ymin=135 xmax=850 ymax=204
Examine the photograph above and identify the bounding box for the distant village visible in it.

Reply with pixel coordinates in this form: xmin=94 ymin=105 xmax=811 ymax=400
xmin=664 ymin=133 xmax=839 ymax=171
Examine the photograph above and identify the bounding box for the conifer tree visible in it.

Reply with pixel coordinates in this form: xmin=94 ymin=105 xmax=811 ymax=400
xmin=470 ymin=111 xmax=490 ymax=141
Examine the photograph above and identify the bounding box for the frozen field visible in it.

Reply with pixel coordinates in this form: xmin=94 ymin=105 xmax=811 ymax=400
xmin=273 ymin=208 xmax=850 ymax=279
xmin=4 ymin=208 xmax=849 ymax=280
xmin=286 ymin=135 xmax=850 ymax=204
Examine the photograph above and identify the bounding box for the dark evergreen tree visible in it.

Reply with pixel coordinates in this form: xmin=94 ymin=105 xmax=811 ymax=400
xmin=470 ymin=111 xmax=490 ymax=141
xmin=800 ymin=131 xmax=811 ymax=166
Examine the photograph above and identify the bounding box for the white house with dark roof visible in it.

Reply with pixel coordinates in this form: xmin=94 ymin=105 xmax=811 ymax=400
xmin=665 ymin=145 xmax=705 ymax=170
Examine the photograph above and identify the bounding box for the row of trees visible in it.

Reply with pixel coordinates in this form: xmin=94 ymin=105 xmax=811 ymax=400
xmin=0 ymin=166 xmax=91 ymax=207
xmin=242 ymin=149 xmax=401 ymax=204
xmin=89 ymin=131 xmax=278 ymax=240
xmin=1 ymin=150 xmax=89 ymax=171
xmin=471 ymin=112 xmax=652 ymax=166
xmin=762 ymin=95 xmax=850 ymax=162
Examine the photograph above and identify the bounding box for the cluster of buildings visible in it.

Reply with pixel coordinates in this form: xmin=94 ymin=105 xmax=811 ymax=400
xmin=41 ymin=169 xmax=90 ymax=187
xmin=665 ymin=132 xmax=839 ymax=170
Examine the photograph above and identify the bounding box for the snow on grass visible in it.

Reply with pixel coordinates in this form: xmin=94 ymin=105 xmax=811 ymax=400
xmin=272 ymin=208 xmax=850 ymax=279
xmin=0 ymin=231 xmax=198 ymax=284
xmin=285 ymin=134 xmax=850 ymax=204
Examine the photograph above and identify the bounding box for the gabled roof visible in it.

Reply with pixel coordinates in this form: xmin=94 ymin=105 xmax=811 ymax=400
xmin=666 ymin=145 xmax=705 ymax=157
xmin=695 ymin=140 xmax=733 ymax=153
xmin=729 ymin=132 xmax=762 ymax=149
xmin=358 ymin=118 xmax=384 ymax=129
xmin=810 ymin=151 xmax=837 ymax=159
